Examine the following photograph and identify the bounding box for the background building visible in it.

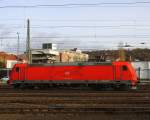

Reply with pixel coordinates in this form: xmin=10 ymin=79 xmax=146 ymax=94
xmin=31 ymin=43 xmax=89 ymax=64
xmin=59 ymin=50 xmax=89 ymax=62
xmin=32 ymin=49 xmax=59 ymax=63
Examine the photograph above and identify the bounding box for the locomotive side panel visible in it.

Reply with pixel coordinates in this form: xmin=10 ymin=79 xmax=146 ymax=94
xmin=26 ymin=65 xmax=114 ymax=82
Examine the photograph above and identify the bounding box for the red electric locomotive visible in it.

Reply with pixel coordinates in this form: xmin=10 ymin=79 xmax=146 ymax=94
xmin=8 ymin=61 xmax=138 ymax=89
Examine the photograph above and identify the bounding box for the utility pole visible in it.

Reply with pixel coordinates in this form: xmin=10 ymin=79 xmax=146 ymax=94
xmin=0 ymin=33 xmax=3 ymax=47
xmin=118 ymin=42 xmax=125 ymax=61
xmin=26 ymin=19 xmax=32 ymax=64
xmin=17 ymin=32 xmax=20 ymax=61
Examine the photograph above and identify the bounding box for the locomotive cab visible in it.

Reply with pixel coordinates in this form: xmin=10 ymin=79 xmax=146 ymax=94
xmin=8 ymin=63 xmax=27 ymax=86
xmin=113 ymin=62 xmax=138 ymax=86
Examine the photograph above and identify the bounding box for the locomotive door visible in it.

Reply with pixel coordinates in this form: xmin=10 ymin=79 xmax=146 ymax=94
xmin=16 ymin=66 xmax=25 ymax=81
xmin=113 ymin=65 xmax=123 ymax=81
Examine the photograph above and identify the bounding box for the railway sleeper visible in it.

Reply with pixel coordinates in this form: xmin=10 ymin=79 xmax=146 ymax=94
xmin=0 ymin=107 xmax=150 ymax=114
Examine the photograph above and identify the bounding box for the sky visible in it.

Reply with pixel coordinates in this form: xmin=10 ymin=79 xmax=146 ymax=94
xmin=0 ymin=0 xmax=150 ymax=54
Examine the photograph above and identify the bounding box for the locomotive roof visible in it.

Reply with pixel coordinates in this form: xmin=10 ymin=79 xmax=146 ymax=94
xmin=29 ymin=62 xmax=112 ymax=66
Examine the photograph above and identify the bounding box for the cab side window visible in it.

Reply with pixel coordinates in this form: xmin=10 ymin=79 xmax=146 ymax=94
xmin=122 ymin=65 xmax=128 ymax=71
xmin=16 ymin=67 xmax=19 ymax=72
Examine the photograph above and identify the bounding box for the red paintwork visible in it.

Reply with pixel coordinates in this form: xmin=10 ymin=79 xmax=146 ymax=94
xmin=9 ymin=62 xmax=138 ymax=86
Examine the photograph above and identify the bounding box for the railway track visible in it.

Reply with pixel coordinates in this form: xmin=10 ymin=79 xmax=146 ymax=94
xmin=0 ymin=96 xmax=149 ymax=114
xmin=0 ymin=92 xmax=150 ymax=97
xmin=0 ymin=106 xmax=150 ymax=114
xmin=0 ymin=85 xmax=149 ymax=114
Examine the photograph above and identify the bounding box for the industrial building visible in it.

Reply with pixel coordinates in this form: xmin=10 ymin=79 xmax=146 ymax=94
xmin=31 ymin=43 xmax=89 ymax=64
xmin=32 ymin=49 xmax=59 ymax=63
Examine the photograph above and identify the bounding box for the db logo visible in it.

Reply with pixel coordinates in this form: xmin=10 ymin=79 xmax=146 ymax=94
xmin=64 ymin=71 xmax=70 ymax=75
